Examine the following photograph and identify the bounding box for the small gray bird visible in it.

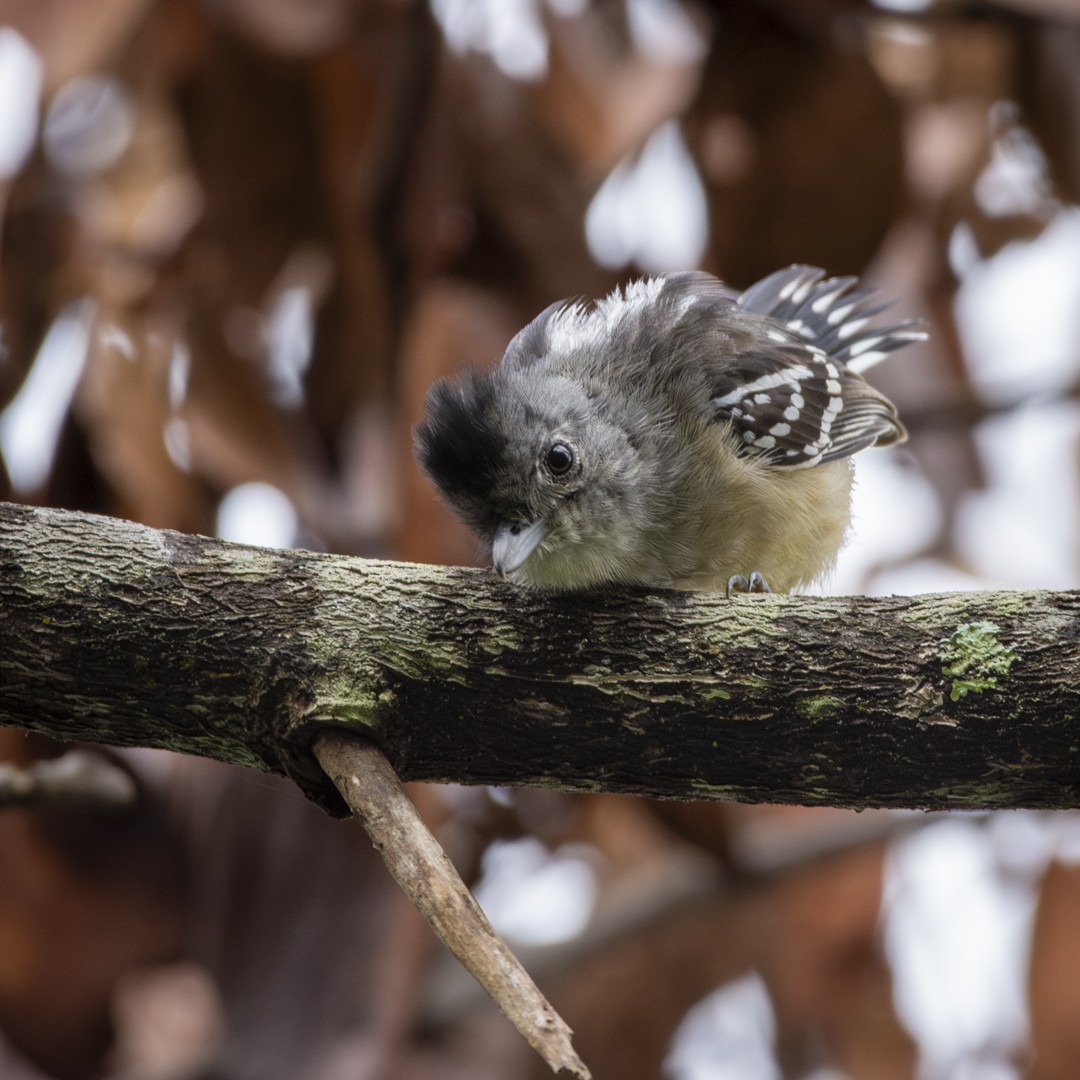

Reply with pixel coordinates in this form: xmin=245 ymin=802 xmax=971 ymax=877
xmin=414 ymin=266 xmax=925 ymax=593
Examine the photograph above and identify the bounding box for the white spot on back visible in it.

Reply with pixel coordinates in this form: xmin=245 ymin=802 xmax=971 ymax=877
xmin=544 ymin=276 xmax=671 ymax=356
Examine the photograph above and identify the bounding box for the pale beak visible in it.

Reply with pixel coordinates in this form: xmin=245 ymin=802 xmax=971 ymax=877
xmin=492 ymin=519 xmax=547 ymax=576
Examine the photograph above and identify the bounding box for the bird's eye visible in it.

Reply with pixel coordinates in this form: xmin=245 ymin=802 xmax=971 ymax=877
xmin=545 ymin=443 xmax=575 ymax=477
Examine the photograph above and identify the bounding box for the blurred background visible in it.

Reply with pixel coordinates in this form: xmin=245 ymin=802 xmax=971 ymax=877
xmin=2 ymin=0 xmax=1080 ymax=1077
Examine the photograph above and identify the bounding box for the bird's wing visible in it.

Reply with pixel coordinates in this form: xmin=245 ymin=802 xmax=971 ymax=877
xmin=658 ymin=269 xmax=919 ymax=470
xmin=708 ymin=337 xmax=905 ymax=468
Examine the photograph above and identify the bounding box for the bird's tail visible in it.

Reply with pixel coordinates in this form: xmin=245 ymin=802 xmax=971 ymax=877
xmin=737 ymin=265 xmax=927 ymax=373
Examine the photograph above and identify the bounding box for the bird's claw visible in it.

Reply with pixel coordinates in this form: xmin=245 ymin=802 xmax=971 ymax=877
xmin=726 ymin=571 xmax=772 ymax=598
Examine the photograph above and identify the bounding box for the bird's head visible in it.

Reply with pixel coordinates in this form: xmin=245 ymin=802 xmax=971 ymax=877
xmin=414 ymin=364 xmax=646 ymax=588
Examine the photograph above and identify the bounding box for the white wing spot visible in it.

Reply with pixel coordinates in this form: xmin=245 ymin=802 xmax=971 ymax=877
xmin=838 ymin=316 xmax=870 ymax=340
xmin=811 ymin=285 xmax=846 ymax=314
xmin=827 ymin=301 xmax=858 ymax=325
xmin=849 ymin=335 xmax=885 ymax=357
xmin=713 ymin=365 xmax=813 ymax=407
xmin=848 ymin=350 xmax=887 ymax=369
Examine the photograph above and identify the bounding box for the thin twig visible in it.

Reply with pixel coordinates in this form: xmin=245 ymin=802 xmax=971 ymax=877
xmin=313 ymin=729 xmax=591 ymax=1079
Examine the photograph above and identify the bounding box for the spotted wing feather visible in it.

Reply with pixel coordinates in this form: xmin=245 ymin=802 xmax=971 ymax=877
xmin=657 ymin=268 xmax=917 ymax=469
xmin=737 ymin=264 xmax=926 ymax=373
xmin=710 ymin=344 xmax=904 ymax=468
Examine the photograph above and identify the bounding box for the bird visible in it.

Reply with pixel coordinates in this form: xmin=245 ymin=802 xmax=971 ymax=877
xmin=413 ymin=265 xmax=925 ymax=594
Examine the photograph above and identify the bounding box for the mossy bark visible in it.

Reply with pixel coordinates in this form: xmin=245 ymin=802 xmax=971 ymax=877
xmin=2 ymin=501 xmax=1079 ymax=813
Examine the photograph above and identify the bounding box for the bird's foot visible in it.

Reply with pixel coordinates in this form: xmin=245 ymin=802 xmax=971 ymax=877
xmin=726 ymin=571 xmax=772 ymax=598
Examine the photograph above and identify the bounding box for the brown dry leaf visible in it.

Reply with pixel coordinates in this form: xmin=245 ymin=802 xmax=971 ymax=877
xmin=684 ymin=4 xmax=905 ymax=284
xmin=3 ymin=0 xmax=152 ymax=94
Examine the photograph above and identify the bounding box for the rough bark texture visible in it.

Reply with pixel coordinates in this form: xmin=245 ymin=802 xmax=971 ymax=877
xmin=2 ymin=501 xmax=1079 ymax=813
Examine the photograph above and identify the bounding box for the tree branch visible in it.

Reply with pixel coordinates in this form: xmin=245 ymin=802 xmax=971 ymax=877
xmin=2 ymin=499 xmax=1079 ymax=812
xmin=314 ymin=730 xmax=590 ymax=1079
